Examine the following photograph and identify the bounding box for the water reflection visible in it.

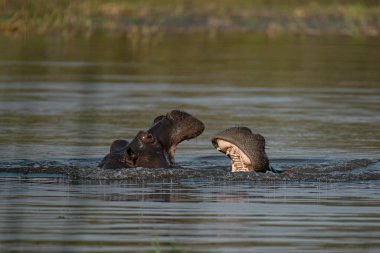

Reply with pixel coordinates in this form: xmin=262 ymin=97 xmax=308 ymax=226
xmin=0 ymin=82 xmax=379 ymax=160
xmin=1 ymin=35 xmax=380 ymax=85
xmin=0 ymin=34 xmax=379 ymax=161
xmin=1 ymin=178 xmax=380 ymax=252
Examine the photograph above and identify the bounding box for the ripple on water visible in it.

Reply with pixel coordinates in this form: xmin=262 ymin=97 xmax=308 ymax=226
xmin=0 ymin=158 xmax=379 ymax=182
xmin=0 ymin=175 xmax=380 ymax=253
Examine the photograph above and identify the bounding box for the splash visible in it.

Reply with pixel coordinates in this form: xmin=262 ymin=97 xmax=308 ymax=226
xmin=0 ymin=158 xmax=379 ymax=182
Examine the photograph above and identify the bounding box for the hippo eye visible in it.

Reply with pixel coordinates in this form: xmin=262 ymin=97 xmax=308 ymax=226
xmin=141 ymin=132 xmax=155 ymax=144
xmin=143 ymin=133 xmax=154 ymax=142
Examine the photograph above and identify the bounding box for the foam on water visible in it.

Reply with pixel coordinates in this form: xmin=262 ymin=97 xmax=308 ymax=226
xmin=0 ymin=158 xmax=379 ymax=182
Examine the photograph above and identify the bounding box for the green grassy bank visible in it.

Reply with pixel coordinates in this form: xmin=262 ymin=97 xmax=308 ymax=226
xmin=1 ymin=0 xmax=380 ymax=37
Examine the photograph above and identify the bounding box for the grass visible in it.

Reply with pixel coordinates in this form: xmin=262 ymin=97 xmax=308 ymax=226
xmin=0 ymin=0 xmax=380 ymax=37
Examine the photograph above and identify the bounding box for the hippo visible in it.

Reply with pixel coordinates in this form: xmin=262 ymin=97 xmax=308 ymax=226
xmin=211 ymin=126 xmax=280 ymax=173
xmin=99 ymin=131 xmax=169 ymax=169
xmin=99 ymin=110 xmax=205 ymax=169
xmin=98 ymin=139 xmax=132 ymax=169
xmin=149 ymin=110 xmax=205 ymax=165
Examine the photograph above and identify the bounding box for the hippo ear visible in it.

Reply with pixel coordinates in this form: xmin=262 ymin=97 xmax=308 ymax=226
xmin=109 ymin=139 xmax=129 ymax=152
xmin=153 ymin=115 xmax=165 ymax=124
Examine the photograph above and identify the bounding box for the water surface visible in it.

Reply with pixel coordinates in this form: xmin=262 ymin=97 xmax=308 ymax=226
xmin=0 ymin=34 xmax=379 ymax=160
xmin=0 ymin=34 xmax=379 ymax=252
xmin=1 ymin=179 xmax=380 ymax=253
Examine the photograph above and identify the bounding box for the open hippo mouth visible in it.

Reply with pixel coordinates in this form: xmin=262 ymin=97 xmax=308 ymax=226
xmin=99 ymin=110 xmax=205 ymax=170
xmin=211 ymin=127 xmax=270 ymax=173
xmin=148 ymin=110 xmax=205 ymax=166
xmin=213 ymin=139 xmax=253 ymax=172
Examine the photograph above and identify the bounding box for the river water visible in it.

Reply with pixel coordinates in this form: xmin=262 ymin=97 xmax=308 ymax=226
xmin=0 ymin=34 xmax=379 ymax=252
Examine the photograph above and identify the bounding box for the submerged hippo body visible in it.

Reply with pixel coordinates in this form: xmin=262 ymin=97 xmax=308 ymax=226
xmin=99 ymin=110 xmax=205 ymax=169
xmin=211 ymin=126 xmax=270 ymax=173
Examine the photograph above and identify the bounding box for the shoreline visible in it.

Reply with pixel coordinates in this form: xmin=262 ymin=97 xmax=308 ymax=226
xmin=1 ymin=1 xmax=380 ymax=38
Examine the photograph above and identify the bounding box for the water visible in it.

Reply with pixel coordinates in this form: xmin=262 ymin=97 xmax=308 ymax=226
xmin=0 ymin=34 xmax=380 ymax=252
xmin=1 ymin=179 xmax=380 ymax=253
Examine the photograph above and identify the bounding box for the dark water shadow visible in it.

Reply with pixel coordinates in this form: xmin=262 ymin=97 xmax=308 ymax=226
xmin=0 ymin=157 xmax=379 ymax=183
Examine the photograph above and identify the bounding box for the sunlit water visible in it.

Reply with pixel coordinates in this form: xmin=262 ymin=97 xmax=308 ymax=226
xmin=0 ymin=34 xmax=380 ymax=252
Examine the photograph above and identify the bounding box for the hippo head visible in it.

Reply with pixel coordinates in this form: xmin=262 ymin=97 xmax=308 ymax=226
xmin=98 ymin=139 xmax=131 ymax=170
xmin=211 ymin=127 xmax=270 ymax=172
xmin=99 ymin=131 xmax=169 ymax=169
xmin=99 ymin=110 xmax=204 ymax=169
xmin=148 ymin=110 xmax=205 ymax=165
xmin=127 ymin=130 xmax=170 ymax=168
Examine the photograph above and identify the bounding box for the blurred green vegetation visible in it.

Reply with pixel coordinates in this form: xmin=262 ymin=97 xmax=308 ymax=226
xmin=0 ymin=0 xmax=380 ymax=37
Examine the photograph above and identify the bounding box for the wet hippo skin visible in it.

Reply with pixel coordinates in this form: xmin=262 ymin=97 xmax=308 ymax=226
xmin=211 ymin=126 xmax=270 ymax=173
xmin=99 ymin=110 xmax=205 ymax=169
xmin=98 ymin=139 xmax=133 ymax=170
xmin=149 ymin=110 xmax=205 ymax=166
